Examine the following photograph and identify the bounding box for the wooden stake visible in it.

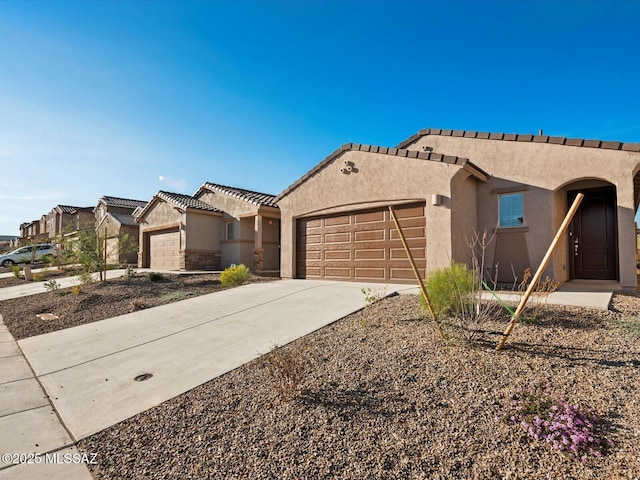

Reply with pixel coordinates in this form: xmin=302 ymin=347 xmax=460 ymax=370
xmin=495 ymin=193 xmax=584 ymax=351
xmin=388 ymin=205 xmax=444 ymax=340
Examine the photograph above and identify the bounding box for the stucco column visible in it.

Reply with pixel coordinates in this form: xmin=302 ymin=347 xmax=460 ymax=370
xmin=617 ymin=178 xmax=637 ymax=290
xmin=253 ymin=215 xmax=264 ymax=273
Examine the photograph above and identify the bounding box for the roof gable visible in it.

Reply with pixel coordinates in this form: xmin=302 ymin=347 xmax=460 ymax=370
xmin=276 ymin=143 xmax=489 ymax=201
xmin=196 ymin=182 xmax=278 ymax=208
xmin=396 ymin=128 xmax=640 ymax=152
xmin=135 ymin=191 xmax=222 ymax=221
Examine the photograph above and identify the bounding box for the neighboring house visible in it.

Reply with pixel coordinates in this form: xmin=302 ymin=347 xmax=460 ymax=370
xmin=135 ymin=184 xmax=280 ymax=272
xmin=17 ymin=220 xmax=48 ymax=247
xmin=94 ymin=196 xmax=148 ymax=265
xmin=193 ymin=182 xmax=280 ymax=271
xmin=135 ymin=191 xmax=224 ymax=270
xmin=276 ymin=128 xmax=640 ymax=290
xmin=0 ymin=235 xmax=18 ymax=253
xmin=46 ymin=205 xmax=94 ymax=239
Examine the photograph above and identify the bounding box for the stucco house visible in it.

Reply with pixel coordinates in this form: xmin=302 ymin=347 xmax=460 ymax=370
xmin=94 ymin=196 xmax=148 ymax=265
xmin=46 ymin=205 xmax=94 ymax=239
xmin=193 ymin=182 xmax=280 ymax=272
xmin=135 ymin=184 xmax=280 ymax=272
xmin=276 ymin=128 xmax=640 ymax=290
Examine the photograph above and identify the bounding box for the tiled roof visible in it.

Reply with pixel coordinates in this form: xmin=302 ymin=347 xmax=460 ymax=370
xmin=109 ymin=213 xmax=138 ymax=226
xmin=200 ymin=182 xmax=279 ymax=208
xmin=157 ymin=191 xmax=222 ymax=212
xmin=100 ymin=196 xmax=148 ymax=209
xmin=57 ymin=205 xmax=83 ymax=214
xmin=275 ymin=143 xmax=489 ymax=202
xmin=396 ymin=128 xmax=640 ymax=152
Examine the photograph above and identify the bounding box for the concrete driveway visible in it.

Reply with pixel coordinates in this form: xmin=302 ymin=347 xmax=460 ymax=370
xmin=17 ymin=280 xmax=413 ymax=441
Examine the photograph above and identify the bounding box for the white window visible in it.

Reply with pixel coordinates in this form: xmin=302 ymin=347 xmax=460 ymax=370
xmin=225 ymin=222 xmax=234 ymax=240
xmin=499 ymin=193 xmax=524 ymax=228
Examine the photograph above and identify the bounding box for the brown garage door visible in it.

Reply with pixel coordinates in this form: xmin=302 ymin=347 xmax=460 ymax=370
xmin=296 ymin=202 xmax=426 ymax=283
xmin=149 ymin=229 xmax=180 ymax=270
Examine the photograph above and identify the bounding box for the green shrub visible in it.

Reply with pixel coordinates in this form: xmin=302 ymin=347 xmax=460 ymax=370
xmin=147 ymin=271 xmax=164 ymax=282
xmin=220 ymin=264 xmax=251 ymax=287
xmin=43 ymin=279 xmax=60 ymax=293
xmin=78 ymin=271 xmax=95 ymax=285
xmin=419 ymin=262 xmax=476 ymax=317
xmin=11 ymin=265 xmax=21 ymax=279
xmin=33 ymin=273 xmax=45 ymax=282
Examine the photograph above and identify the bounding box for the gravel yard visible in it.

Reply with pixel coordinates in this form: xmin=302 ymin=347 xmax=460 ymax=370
xmin=0 ymin=272 xmax=276 ymax=340
xmin=78 ymin=292 xmax=640 ymax=479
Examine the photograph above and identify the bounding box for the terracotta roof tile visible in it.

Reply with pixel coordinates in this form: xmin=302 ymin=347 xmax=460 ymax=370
xmin=157 ymin=191 xmax=222 ymax=212
xmin=100 ymin=196 xmax=148 ymax=209
xmin=397 ymin=128 xmax=640 ymax=152
xmin=276 ymin=143 xmax=489 ymax=202
xmin=200 ymin=182 xmax=278 ymax=208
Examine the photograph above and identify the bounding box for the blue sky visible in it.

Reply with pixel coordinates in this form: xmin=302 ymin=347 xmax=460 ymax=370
xmin=1 ymin=0 xmax=639 ymax=235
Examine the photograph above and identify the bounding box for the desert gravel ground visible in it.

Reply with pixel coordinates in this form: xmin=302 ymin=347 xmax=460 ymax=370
xmin=0 ymin=272 xmax=275 ymax=340
xmin=77 ymin=292 xmax=640 ymax=480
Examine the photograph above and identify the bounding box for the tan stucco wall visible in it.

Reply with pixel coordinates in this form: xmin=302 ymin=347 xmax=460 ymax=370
xmin=407 ymin=136 xmax=640 ymax=288
xmin=185 ymin=212 xmax=221 ymax=251
xmin=277 ymin=149 xmax=478 ymax=279
xmin=197 ymin=191 xmax=259 ymax=218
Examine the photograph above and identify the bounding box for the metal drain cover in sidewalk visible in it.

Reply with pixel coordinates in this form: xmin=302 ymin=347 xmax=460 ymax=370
xmin=134 ymin=373 xmax=153 ymax=382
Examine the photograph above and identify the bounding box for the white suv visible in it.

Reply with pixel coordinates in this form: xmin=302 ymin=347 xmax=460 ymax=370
xmin=0 ymin=244 xmax=57 ymax=267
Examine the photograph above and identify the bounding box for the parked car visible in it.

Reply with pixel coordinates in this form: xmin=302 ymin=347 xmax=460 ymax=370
xmin=0 ymin=244 xmax=57 ymax=267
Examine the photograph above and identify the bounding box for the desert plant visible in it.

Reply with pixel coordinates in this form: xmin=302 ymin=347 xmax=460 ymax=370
xmin=11 ymin=265 xmax=21 ymax=279
xmin=503 ymin=380 xmax=612 ymax=462
xmin=419 ymin=230 xmax=502 ymax=343
xmin=124 ymin=265 xmax=136 ymax=279
xmin=128 ymin=300 xmax=148 ymax=312
xmin=70 ymin=285 xmax=82 ymax=295
xmin=261 ymin=341 xmax=316 ymax=400
xmin=33 ymin=272 xmax=45 ymax=282
xmin=220 ymin=264 xmax=251 ymax=287
xmin=43 ymin=279 xmax=60 ymax=293
xmin=78 ymin=271 xmax=95 ymax=285
xmin=420 ymin=262 xmax=476 ymax=317
xmin=158 ymin=291 xmax=197 ymax=303
xmin=147 ymin=271 xmax=164 ymax=282
xmin=621 ymin=315 xmax=640 ymax=339
xmin=359 ymin=286 xmax=388 ymax=326
xmin=514 ymin=267 xmax=560 ymax=323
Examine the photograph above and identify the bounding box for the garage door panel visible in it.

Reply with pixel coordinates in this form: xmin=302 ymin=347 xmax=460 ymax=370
xmin=355 ymin=230 xmax=385 ymax=242
xmin=324 ymin=232 xmax=350 ymax=243
xmin=354 ymin=211 xmax=385 ymax=223
xmin=355 ymin=249 xmax=385 ymax=260
xmin=149 ymin=229 xmax=180 ymax=270
xmin=325 ymin=267 xmax=350 ymax=278
xmin=297 ymin=202 xmax=426 ymax=283
xmin=393 ymin=205 xmax=425 ymax=219
xmin=355 ymin=267 xmax=386 ymax=278
xmin=325 ymin=250 xmax=350 ymax=260
xmin=390 ymin=226 xmax=425 ymax=239
xmin=325 ymin=215 xmax=350 ymax=226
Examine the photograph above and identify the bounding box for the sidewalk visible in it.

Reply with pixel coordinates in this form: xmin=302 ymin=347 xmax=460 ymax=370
xmin=0 ymin=314 xmax=93 ymax=479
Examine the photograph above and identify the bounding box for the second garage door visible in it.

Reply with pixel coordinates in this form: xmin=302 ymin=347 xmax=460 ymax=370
xmin=296 ymin=202 xmax=426 ymax=283
xmin=149 ymin=229 xmax=180 ymax=270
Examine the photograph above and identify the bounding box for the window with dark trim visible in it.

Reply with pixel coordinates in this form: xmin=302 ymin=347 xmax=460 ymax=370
xmin=225 ymin=222 xmax=234 ymax=240
xmin=499 ymin=193 xmax=524 ymax=228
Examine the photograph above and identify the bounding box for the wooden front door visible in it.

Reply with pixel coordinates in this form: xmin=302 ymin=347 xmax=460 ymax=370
xmin=568 ymin=187 xmax=617 ymax=280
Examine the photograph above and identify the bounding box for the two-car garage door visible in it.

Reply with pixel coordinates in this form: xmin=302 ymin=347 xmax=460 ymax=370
xmin=149 ymin=229 xmax=180 ymax=270
xmin=296 ymin=202 xmax=426 ymax=283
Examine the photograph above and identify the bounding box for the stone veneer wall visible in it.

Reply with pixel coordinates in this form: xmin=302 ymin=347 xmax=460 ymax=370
xmin=182 ymin=250 xmax=221 ymax=271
